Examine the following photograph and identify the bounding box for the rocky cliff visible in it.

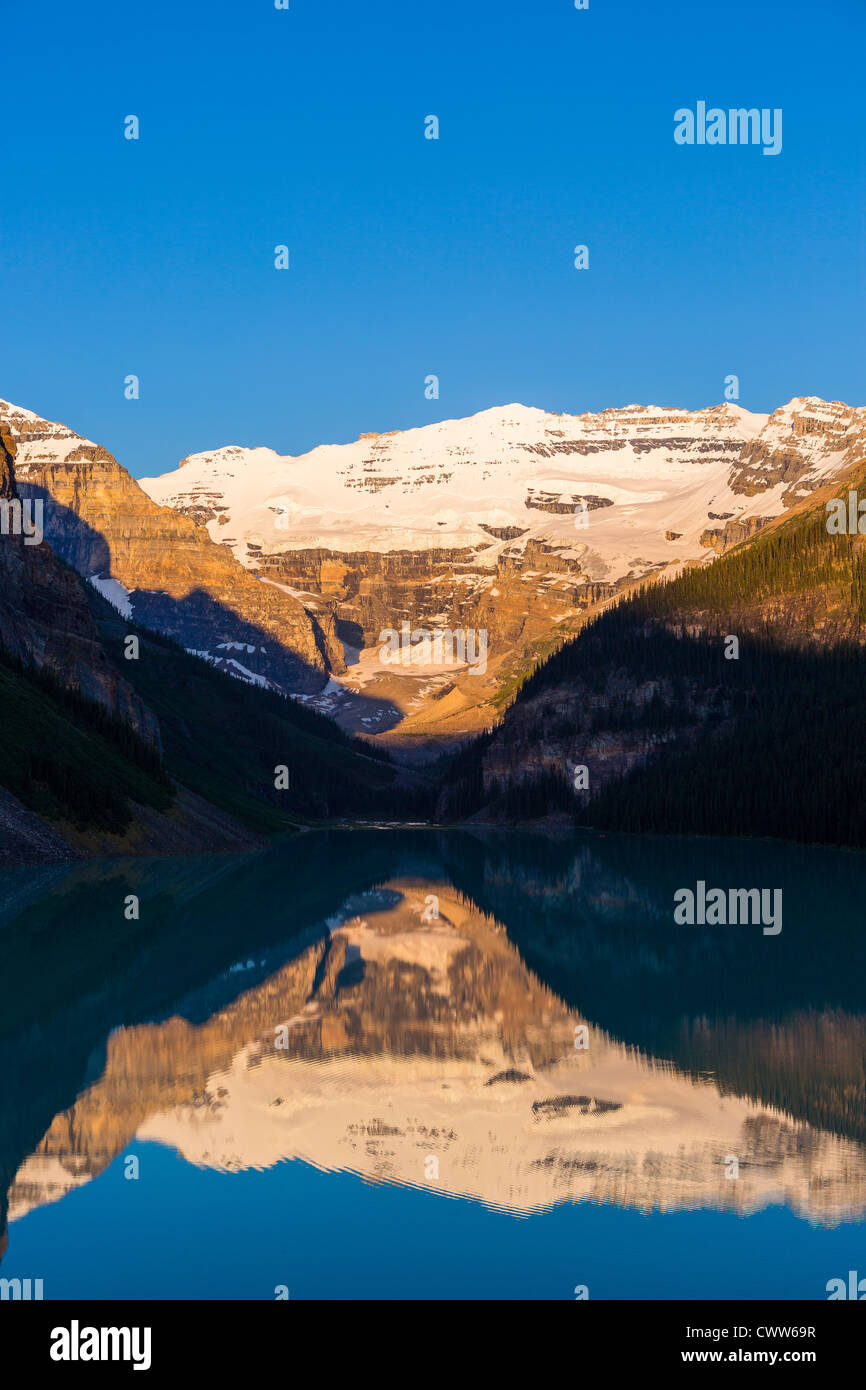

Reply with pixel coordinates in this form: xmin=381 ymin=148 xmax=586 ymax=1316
xmin=0 ymin=401 xmax=343 ymax=694
xmin=727 ymin=398 xmax=862 ymax=499
xmin=0 ymin=423 xmax=158 ymax=742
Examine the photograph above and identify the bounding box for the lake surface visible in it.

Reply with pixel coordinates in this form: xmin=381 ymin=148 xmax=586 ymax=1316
xmin=2 ymin=829 xmax=865 ymax=1300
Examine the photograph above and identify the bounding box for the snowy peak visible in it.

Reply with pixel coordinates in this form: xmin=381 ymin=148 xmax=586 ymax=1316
xmin=141 ymin=401 xmax=757 ymax=561
xmin=0 ymin=397 xmax=104 ymax=464
xmin=139 ymin=397 xmax=859 ymax=586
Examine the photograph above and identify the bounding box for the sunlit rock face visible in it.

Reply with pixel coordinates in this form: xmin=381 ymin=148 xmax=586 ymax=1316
xmin=728 ymin=398 xmax=866 ymax=500
xmin=0 ymin=400 xmax=342 ymax=695
xmin=8 ymin=881 xmax=866 ymax=1227
xmin=0 ymin=422 xmax=157 ymax=744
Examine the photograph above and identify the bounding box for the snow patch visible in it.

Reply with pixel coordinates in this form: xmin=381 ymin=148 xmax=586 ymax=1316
xmin=88 ymin=574 xmax=133 ymax=618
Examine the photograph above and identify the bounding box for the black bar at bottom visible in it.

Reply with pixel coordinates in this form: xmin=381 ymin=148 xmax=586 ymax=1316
xmin=0 ymin=1298 xmax=859 ymax=1375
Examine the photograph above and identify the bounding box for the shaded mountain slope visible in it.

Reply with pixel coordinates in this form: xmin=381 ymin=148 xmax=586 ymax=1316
xmin=84 ymin=585 xmax=433 ymax=834
xmin=439 ymin=454 xmax=866 ymax=846
xmin=0 ymin=647 xmax=172 ymax=845
xmin=0 ymin=580 xmax=434 ymax=855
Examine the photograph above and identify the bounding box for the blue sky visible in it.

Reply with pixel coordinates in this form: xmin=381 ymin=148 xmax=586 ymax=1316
xmin=1 ymin=0 xmax=863 ymax=478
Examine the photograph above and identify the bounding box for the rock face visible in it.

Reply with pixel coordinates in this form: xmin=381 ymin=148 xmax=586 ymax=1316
xmin=0 ymin=423 xmax=158 ymax=742
xmin=253 ymin=542 xmax=591 ymax=652
xmin=728 ymin=398 xmax=863 ymax=500
xmin=473 ymin=671 xmax=699 ymax=814
xmin=139 ymin=397 xmax=866 ymax=742
xmin=0 ymin=401 xmax=342 ymax=695
xmin=699 ymin=515 xmax=772 ymax=554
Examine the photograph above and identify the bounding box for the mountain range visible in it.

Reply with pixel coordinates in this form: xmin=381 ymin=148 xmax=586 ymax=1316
xmin=138 ymin=395 xmax=864 ymax=743
xmin=0 ymin=390 xmax=864 ymax=855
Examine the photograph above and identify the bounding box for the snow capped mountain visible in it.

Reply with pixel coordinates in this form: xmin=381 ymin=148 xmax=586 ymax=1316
xmin=135 ymin=396 xmax=865 ymax=743
xmin=140 ymin=398 xmax=862 ymax=586
xmin=141 ymin=401 xmax=773 ymax=579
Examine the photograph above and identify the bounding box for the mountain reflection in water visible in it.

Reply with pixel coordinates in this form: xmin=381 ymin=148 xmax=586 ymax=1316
xmin=2 ymin=830 xmax=865 ymax=1296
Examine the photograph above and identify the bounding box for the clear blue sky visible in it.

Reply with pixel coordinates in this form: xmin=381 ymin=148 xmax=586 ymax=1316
xmin=2 ymin=0 xmax=863 ymax=478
